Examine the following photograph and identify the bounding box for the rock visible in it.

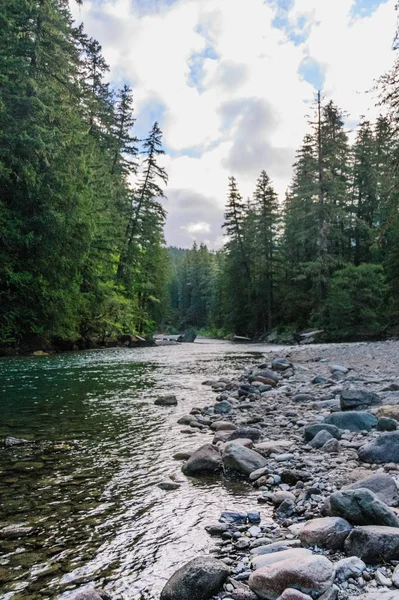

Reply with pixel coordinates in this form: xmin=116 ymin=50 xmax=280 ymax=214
xmin=272 ymin=358 xmax=292 ymax=372
xmin=4 ymin=436 xmax=29 ymax=447
xmin=211 ymin=421 xmax=237 ymax=432
xmin=158 ymin=479 xmax=181 ymax=491
xmin=155 ymin=395 xmax=178 ymax=406
xmin=256 ymin=376 xmax=278 ymax=387
xmin=312 ymin=376 xmax=329 ymax=384
xmin=344 ymin=473 xmax=399 ymax=506
xmin=248 ymin=554 xmax=335 ymax=600
xmin=250 ymin=466 xmax=269 ymax=481
xmin=251 ymin=540 xmax=302 ymax=556
xmin=182 ymin=444 xmax=222 ymax=476
xmin=318 ymin=588 xmax=338 ymax=600
xmin=277 ymin=591 xmax=312 ymax=600
xmin=358 ymin=431 xmax=399 ymax=463
xmin=160 ymin=556 xmax=230 ymax=600
xmin=223 ymin=442 xmax=267 ymax=476
xmin=377 ymin=405 xmax=399 ymax=421
xmin=309 ymin=430 xmax=334 ymax=449
xmin=271 ymin=491 xmax=296 ymax=506
xmin=220 ymin=511 xmax=248 ymax=524
xmin=324 ymin=411 xmax=377 ymax=432
xmin=344 ymin=525 xmax=399 ymax=562
xmin=0 ymin=524 xmax=35 ymax=539
xmin=250 ymin=549 xmax=312 ymax=571
xmin=254 ymin=440 xmax=293 ymax=456
xmin=228 ymin=428 xmax=262 ymax=442
xmin=329 ymin=488 xmax=399 ymax=527
xmin=378 ymin=417 xmax=398 ymax=431
xmin=299 ymin=517 xmax=353 ymax=550
xmin=353 ymin=593 xmax=399 ymax=600
xmin=322 ymin=438 xmax=340 ymax=453
xmin=292 ymin=394 xmax=315 ymax=403
xmin=173 ymin=452 xmax=192 ymax=460
xmin=304 ymin=424 xmax=342 ymax=441
xmin=231 ymin=589 xmax=259 ymax=600
xmin=257 ymin=370 xmax=279 ymax=383
xmin=275 ymin=498 xmax=295 ymax=518
xmin=392 ymin=564 xmax=399 ymax=587
xmin=72 ymin=589 xmax=111 ymax=600
xmin=339 ymin=389 xmax=381 ymax=411
xmin=334 ymin=556 xmax=366 ymax=582
xmin=214 ymin=400 xmax=232 ymax=414
xmin=281 ymin=469 xmax=311 ymax=485
xmin=330 ymin=365 xmax=349 ymax=374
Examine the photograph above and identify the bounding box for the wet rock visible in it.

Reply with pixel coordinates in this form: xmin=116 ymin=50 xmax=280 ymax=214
xmin=4 ymin=436 xmax=29 ymax=447
xmin=155 ymin=395 xmax=178 ymax=406
xmin=275 ymin=498 xmax=295 ymax=518
xmin=249 ymin=466 xmax=269 ymax=481
xmin=299 ymin=517 xmax=353 ymax=550
xmin=344 ymin=525 xmax=399 ymax=562
xmin=292 ymin=394 xmax=315 ymax=403
xmin=329 ymin=488 xmax=399 ymax=527
xmin=250 ymin=548 xmax=312 ymax=570
xmin=158 ymin=479 xmax=181 ymax=491
xmin=358 ymin=431 xmax=399 ymax=463
xmin=334 ymin=556 xmax=366 ymax=582
xmin=272 ymin=358 xmax=292 ymax=372
xmin=378 ymin=417 xmax=398 ymax=431
xmin=324 ymin=411 xmax=377 ymax=432
xmin=277 ymin=590 xmax=312 ymax=600
xmin=214 ymin=400 xmax=233 ymax=414
xmin=222 ymin=442 xmax=267 ymax=476
xmin=71 ymin=589 xmax=111 ymax=600
xmin=160 ymin=556 xmax=230 ymax=600
xmin=182 ymin=444 xmax=222 ymax=476
xmin=312 ymin=376 xmax=329 ymax=384
xmin=248 ymin=554 xmax=335 ymax=600
xmin=339 ymin=390 xmax=381 ymax=411
xmin=173 ymin=451 xmax=192 ymax=460
xmin=281 ymin=469 xmax=311 ymax=485
xmin=304 ymin=424 xmax=342 ymax=441
xmin=345 ymin=472 xmax=398 ymax=505
xmin=354 ymin=593 xmax=399 ymax=600
xmin=177 ymin=415 xmax=197 ymax=425
xmin=309 ymin=430 xmax=333 ymax=449
xmin=211 ymin=421 xmax=237 ymax=432
xmin=0 ymin=524 xmax=35 ymax=539
xmin=228 ymin=428 xmax=262 ymax=442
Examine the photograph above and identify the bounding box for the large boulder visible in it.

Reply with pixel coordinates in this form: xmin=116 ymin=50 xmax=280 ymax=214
xmin=211 ymin=421 xmax=237 ymax=432
xmin=160 ymin=556 xmax=230 ymax=600
xmin=329 ymin=488 xmax=399 ymax=527
xmin=248 ymin=554 xmax=335 ymax=600
xmin=250 ymin=548 xmax=312 ymax=570
xmin=182 ymin=444 xmax=222 ymax=476
xmin=339 ymin=390 xmax=381 ymax=411
xmin=223 ymin=442 xmax=267 ymax=476
xmin=324 ymin=411 xmax=377 ymax=432
xmin=343 ymin=473 xmax=399 ymax=506
xmin=303 ymin=424 xmax=342 ymax=441
xmin=358 ymin=431 xmax=399 ymax=464
xmin=344 ymin=525 xmax=399 ymax=563
xmin=299 ymin=517 xmax=352 ymax=550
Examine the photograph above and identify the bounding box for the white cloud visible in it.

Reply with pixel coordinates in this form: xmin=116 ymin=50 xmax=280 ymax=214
xmin=71 ymin=0 xmax=397 ymax=248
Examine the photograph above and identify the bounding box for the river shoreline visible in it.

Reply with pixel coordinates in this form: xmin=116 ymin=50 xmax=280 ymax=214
xmin=156 ymin=340 xmax=399 ymax=600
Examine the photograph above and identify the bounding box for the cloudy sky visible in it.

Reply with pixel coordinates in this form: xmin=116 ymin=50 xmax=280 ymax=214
xmin=71 ymin=0 xmax=397 ymax=248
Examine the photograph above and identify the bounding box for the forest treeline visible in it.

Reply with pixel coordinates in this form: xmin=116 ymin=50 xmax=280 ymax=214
xmin=168 ymin=90 xmax=399 ymax=341
xmin=2 ymin=0 xmax=399 ymax=350
xmin=0 ymin=0 xmax=169 ymax=350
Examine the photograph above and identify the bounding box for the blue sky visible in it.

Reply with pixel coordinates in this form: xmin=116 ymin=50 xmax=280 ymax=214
xmin=72 ymin=0 xmax=397 ymax=247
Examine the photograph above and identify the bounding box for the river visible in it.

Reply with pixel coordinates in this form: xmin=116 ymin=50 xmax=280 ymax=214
xmin=0 ymin=339 xmax=286 ymax=600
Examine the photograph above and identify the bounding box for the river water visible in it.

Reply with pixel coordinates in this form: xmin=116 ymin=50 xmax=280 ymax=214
xmin=0 ymin=339 xmax=286 ymax=600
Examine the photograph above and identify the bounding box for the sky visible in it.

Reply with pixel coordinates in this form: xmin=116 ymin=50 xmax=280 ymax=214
xmin=71 ymin=0 xmax=398 ymax=249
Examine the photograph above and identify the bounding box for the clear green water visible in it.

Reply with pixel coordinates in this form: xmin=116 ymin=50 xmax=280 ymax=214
xmin=0 ymin=340 xmax=279 ymax=600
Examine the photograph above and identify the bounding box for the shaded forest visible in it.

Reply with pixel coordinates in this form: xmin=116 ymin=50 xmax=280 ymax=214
xmin=2 ymin=0 xmax=399 ymax=349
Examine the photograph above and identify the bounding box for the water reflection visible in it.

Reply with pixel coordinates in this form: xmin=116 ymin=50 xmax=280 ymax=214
xmin=0 ymin=340 xmax=285 ymax=599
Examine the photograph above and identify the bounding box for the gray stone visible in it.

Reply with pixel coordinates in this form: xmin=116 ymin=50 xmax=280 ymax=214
xmin=251 ymin=540 xmax=302 ymax=556
xmin=158 ymin=480 xmax=181 ymax=491
xmin=211 ymin=421 xmax=237 ymax=432
xmin=312 ymin=376 xmax=329 ymax=384
xmin=248 ymin=554 xmax=335 ymax=600
xmin=222 ymin=442 xmax=267 ymax=476
xmin=182 ymin=444 xmax=222 ymax=476
xmin=358 ymin=431 xmax=399 ymax=463
xmin=277 ymin=589 xmax=312 ymax=600
xmin=345 ymin=473 xmax=399 ymax=506
xmin=275 ymin=498 xmax=295 ymax=518
xmin=309 ymin=430 xmax=334 ymax=449
xmin=257 ymin=370 xmax=279 ymax=383
xmin=329 ymin=488 xmax=399 ymax=527
xmin=155 ymin=395 xmax=178 ymax=406
xmin=378 ymin=417 xmax=398 ymax=431
xmin=324 ymin=411 xmax=377 ymax=432
xmin=160 ymin=556 xmax=230 ymax=600
xmin=344 ymin=525 xmax=399 ymax=563
xmin=271 ymin=491 xmax=296 ymax=506
xmin=214 ymin=400 xmax=232 ymax=414
xmin=392 ymin=564 xmax=399 ymax=587
xmin=304 ymin=424 xmax=342 ymax=441
xmin=292 ymin=394 xmax=315 ymax=403
xmin=353 ymin=591 xmax=399 ymax=599
xmin=228 ymin=428 xmax=262 ymax=442
xmin=0 ymin=524 xmax=35 ymax=539
xmin=299 ymin=517 xmax=353 ymax=550
xmin=330 ymin=365 xmax=349 ymax=374
xmin=255 ymin=440 xmax=293 ymax=456
xmin=339 ymin=390 xmax=381 ymax=411
xmin=322 ymin=438 xmax=340 ymax=453
xmin=334 ymin=556 xmax=366 ymax=582
xmin=250 ymin=549 xmax=312 ymax=570
xmin=318 ymin=587 xmax=338 ymax=600
xmin=4 ymin=436 xmax=29 ymax=447
xmin=272 ymin=358 xmax=292 ymax=372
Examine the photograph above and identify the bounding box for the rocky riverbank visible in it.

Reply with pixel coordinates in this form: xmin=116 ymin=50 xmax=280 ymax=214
xmin=70 ymin=340 xmax=399 ymax=600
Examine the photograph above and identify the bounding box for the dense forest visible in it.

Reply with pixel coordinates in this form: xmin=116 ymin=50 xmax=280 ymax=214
xmin=2 ymin=0 xmax=399 ymax=350
xmin=168 ymin=91 xmax=399 ymax=341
